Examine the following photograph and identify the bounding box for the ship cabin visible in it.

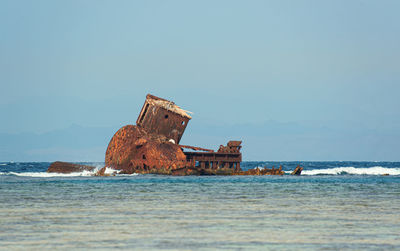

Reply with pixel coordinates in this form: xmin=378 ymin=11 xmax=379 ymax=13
xmin=136 ymin=94 xmax=192 ymax=144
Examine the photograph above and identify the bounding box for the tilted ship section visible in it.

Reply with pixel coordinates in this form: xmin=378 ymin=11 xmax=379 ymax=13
xmin=136 ymin=94 xmax=191 ymax=144
xmin=47 ymin=94 xmax=302 ymax=176
xmin=104 ymin=94 xmax=243 ymax=175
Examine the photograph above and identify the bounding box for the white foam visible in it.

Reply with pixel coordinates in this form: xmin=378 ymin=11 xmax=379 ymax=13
xmin=0 ymin=166 xmax=141 ymax=177
xmin=119 ymin=173 xmax=140 ymax=176
xmin=3 ymin=164 xmax=104 ymax=178
xmin=302 ymin=166 xmax=400 ymax=176
xmin=103 ymin=167 xmax=121 ymax=175
xmin=0 ymin=163 xmax=7 ymax=166
xmin=7 ymin=170 xmax=98 ymax=177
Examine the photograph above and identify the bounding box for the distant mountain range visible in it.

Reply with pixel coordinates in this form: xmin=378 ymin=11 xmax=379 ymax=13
xmin=0 ymin=121 xmax=398 ymax=162
xmin=0 ymin=124 xmax=116 ymax=162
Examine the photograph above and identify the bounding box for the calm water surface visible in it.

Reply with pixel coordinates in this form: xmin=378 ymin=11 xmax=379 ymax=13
xmin=0 ymin=162 xmax=399 ymax=250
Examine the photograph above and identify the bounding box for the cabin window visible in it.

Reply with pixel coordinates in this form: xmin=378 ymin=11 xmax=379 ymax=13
xmin=142 ymin=155 xmax=146 ymax=160
xmin=181 ymin=121 xmax=185 ymax=125
xmin=139 ymin=103 xmax=149 ymax=124
xmin=165 ymin=114 xmax=169 ymax=119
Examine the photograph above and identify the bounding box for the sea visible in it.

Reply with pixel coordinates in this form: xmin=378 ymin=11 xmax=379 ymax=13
xmin=1 ymin=161 xmax=399 ymax=250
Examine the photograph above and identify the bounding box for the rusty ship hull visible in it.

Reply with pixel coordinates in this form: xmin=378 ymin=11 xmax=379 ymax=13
xmin=48 ymin=94 xmax=302 ymax=176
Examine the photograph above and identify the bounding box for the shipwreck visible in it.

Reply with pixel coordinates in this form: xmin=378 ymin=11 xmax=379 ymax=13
xmin=48 ymin=94 xmax=302 ymax=176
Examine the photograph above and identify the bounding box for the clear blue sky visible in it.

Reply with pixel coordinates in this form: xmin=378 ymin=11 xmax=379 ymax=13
xmin=1 ymin=0 xmax=399 ymax=161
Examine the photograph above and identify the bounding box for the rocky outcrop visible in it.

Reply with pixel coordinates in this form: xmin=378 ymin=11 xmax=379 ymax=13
xmin=233 ymin=166 xmax=285 ymax=175
xmin=47 ymin=161 xmax=96 ymax=173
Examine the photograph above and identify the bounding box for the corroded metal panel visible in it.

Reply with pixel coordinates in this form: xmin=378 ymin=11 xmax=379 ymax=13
xmin=136 ymin=94 xmax=191 ymax=144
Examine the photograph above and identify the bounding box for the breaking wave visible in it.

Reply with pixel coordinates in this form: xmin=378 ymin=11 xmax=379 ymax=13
xmin=5 ymin=170 xmax=100 ymax=178
xmin=302 ymin=166 xmax=400 ymax=176
xmin=0 ymin=165 xmax=141 ymax=177
xmin=102 ymin=167 xmax=139 ymax=176
xmin=119 ymin=173 xmax=140 ymax=176
xmin=1 ymin=165 xmax=103 ymax=177
xmin=103 ymin=167 xmax=121 ymax=175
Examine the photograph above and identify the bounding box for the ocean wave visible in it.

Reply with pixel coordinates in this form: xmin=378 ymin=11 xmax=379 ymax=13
xmin=119 ymin=173 xmax=140 ymax=176
xmin=302 ymin=166 xmax=400 ymax=176
xmin=2 ymin=166 xmax=398 ymax=177
xmin=1 ymin=165 xmax=103 ymax=177
xmin=0 ymin=165 xmax=142 ymax=177
xmin=6 ymin=170 xmax=98 ymax=177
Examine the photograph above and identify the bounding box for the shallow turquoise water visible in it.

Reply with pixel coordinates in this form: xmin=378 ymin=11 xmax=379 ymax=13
xmin=0 ymin=162 xmax=399 ymax=250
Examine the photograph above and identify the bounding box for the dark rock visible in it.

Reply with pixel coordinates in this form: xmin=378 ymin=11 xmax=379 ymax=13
xmin=47 ymin=161 xmax=96 ymax=173
xmin=233 ymin=166 xmax=285 ymax=175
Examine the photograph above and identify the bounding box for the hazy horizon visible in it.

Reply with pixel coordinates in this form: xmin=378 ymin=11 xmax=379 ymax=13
xmin=1 ymin=0 xmax=399 ymax=161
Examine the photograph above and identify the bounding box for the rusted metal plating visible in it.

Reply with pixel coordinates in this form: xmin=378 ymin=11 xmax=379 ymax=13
xmin=184 ymin=140 xmax=242 ymax=171
xmin=104 ymin=94 xmax=243 ymax=174
xmin=136 ymin=94 xmax=191 ymax=144
xmin=48 ymin=94 xmax=302 ymax=175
